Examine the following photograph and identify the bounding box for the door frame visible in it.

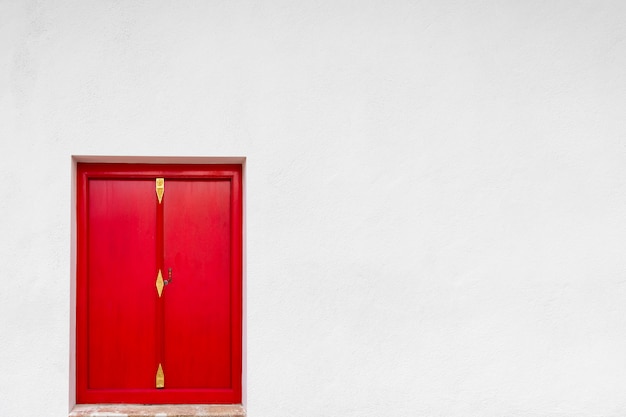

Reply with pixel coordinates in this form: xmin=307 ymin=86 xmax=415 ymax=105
xmin=70 ymin=156 xmax=246 ymax=409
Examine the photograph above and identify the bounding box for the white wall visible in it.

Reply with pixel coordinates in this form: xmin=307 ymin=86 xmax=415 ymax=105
xmin=2 ymin=1 xmax=626 ymax=416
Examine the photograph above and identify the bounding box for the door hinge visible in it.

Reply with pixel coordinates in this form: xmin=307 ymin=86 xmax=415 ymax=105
xmin=156 ymin=363 xmax=164 ymax=388
xmin=156 ymin=178 xmax=164 ymax=204
xmin=156 ymin=269 xmax=164 ymax=297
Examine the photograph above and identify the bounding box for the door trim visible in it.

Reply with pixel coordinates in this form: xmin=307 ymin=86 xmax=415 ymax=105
xmin=70 ymin=156 xmax=246 ymax=408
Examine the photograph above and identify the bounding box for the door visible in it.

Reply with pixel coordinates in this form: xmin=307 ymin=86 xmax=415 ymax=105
xmin=76 ymin=163 xmax=242 ymax=404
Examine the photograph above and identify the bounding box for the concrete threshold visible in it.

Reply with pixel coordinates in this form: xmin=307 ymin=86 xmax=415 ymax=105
xmin=69 ymin=404 xmax=245 ymax=417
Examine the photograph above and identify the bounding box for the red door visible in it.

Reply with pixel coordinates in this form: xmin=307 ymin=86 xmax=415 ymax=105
xmin=76 ymin=164 xmax=242 ymax=404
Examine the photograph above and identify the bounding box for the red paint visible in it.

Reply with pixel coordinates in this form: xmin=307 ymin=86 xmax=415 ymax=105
xmin=76 ymin=164 xmax=242 ymax=404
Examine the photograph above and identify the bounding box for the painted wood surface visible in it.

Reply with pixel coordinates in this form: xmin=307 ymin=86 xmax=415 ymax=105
xmin=76 ymin=164 xmax=242 ymax=404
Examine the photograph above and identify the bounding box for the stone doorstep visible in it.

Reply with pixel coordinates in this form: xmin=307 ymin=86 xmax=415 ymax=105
xmin=69 ymin=404 xmax=245 ymax=417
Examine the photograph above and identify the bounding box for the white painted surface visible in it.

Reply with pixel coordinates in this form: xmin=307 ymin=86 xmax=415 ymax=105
xmin=1 ymin=1 xmax=626 ymax=416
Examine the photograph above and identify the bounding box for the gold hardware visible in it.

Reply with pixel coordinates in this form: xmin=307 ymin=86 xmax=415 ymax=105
xmin=156 ymin=178 xmax=164 ymax=204
xmin=156 ymin=363 xmax=164 ymax=388
xmin=156 ymin=269 xmax=164 ymax=297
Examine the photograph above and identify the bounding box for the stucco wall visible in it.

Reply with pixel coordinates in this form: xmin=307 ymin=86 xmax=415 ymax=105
xmin=2 ymin=1 xmax=626 ymax=416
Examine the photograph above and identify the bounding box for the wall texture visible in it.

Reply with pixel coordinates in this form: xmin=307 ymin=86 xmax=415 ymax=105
xmin=1 ymin=1 xmax=626 ymax=416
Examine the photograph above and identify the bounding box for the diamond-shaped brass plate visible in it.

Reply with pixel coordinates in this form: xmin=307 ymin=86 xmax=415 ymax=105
xmin=156 ymin=363 xmax=164 ymax=388
xmin=156 ymin=269 xmax=164 ymax=297
xmin=156 ymin=178 xmax=164 ymax=204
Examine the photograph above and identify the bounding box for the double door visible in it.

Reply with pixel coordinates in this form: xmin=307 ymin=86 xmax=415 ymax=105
xmin=76 ymin=164 xmax=242 ymax=404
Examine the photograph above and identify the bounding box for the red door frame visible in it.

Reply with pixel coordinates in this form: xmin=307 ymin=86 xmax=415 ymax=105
xmin=76 ymin=163 xmax=242 ymax=404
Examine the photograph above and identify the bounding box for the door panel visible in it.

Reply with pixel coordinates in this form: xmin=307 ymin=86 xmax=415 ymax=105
xmin=87 ymin=179 xmax=157 ymax=389
xmin=163 ymin=179 xmax=232 ymax=388
xmin=77 ymin=164 xmax=242 ymax=404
